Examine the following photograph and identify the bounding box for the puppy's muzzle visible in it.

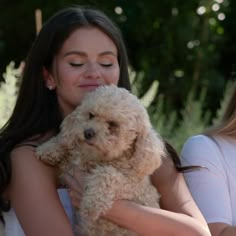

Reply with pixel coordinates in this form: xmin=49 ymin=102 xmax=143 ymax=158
xmin=84 ymin=128 xmax=96 ymax=140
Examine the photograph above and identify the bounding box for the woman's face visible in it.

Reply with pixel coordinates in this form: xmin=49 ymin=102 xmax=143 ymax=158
xmin=45 ymin=26 xmax=120 ymax=116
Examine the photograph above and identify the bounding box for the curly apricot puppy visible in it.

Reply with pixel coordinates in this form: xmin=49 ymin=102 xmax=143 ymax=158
xmin=36 ymin=85 xmax=166 ymax=236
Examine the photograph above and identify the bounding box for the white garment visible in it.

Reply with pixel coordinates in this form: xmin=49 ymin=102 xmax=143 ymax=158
xmin=3 ymin=189 xmax=74 ymax=236
xmin=181 ymin=134 xmax=236 ymax=225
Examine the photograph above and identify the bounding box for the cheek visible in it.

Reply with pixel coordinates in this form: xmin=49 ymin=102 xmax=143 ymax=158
xmin=105 ymin=67 xmax=120 ymax=85
xmin=54 ymin=59 xmax=80 ymax=83
xmin=57 ymin=68 xmax=80 ymax=87
xmin=114 ymin=69 xmax=120 ymax=85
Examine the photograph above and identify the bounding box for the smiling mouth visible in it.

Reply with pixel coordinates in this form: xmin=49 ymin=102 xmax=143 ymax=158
xmin=78 ymin=85 xmax=101 ymax=92
xmin=79 ymin=84 xmax=101 ymax=88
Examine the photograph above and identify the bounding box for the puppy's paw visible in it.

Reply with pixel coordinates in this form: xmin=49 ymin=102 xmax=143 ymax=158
xmin=36 ymin=144 xmax=53 ymax=162
xmin=35 ymin=137 xmax=63 ymax=166
xmin=79 ymin=166 xmax=125 ymax=221
xmin=80 ymin=190 xmax=114 ymax=222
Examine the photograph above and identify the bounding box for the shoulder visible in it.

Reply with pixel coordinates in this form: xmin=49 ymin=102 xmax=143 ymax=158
xmin=7 ymin=146 xmax=73 ymax=236
xmin=10 ymin=144 xmax=39 ymax=171
xmin=182 ymin=134 xmax=216 ymax=151
xmin=10 ymin=131 xmax=56 ymax=173
xmin=10 ymin=131 xmax=57 ymax=182
xmin=181 ymin=134 xmax=221 ymax=166
xmin=10 ymin=143 xmax=56 ymax=179
xmin=7 ymin=144 xmax=57 ymax=198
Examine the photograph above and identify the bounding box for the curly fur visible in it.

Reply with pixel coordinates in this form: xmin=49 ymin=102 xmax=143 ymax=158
xmin=36 ymin=85 xmax=166 ymax=236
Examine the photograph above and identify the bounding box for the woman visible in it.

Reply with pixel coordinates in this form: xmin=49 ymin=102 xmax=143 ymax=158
xmin=0 ymin=6 xmax=210 ymax=236
xmin=181 ymin=80 xmax=236 ymax=235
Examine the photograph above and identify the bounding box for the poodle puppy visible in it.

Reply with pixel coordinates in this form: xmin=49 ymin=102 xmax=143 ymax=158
xmin=36 ymin=85 xmax=166 ymax=236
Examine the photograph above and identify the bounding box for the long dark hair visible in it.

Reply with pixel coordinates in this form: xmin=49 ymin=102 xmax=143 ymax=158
xmin=0 ymin=6 xmax=131 ymax=220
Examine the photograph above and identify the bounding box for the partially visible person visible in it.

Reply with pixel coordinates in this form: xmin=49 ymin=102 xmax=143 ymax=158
xmin=181 ymin=80 xmax=236 ymax=236
xmin=0 ymin=6 xmax=210 ymax=236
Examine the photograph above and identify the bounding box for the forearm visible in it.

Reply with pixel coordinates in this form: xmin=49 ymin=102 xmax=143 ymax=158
xmin=220 ymin=227 xmax=236 ymax=236
xmin=209 ymin=224 xmax=236 ymax=236
xmin=105 ymin=200 xmax=210 ymax=236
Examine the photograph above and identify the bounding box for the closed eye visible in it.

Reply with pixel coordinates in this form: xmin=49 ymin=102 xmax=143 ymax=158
xmin=69 ymin=63 xmax=83 ymax=67
xmin=101 ymin=63 xmax=113 ymax=67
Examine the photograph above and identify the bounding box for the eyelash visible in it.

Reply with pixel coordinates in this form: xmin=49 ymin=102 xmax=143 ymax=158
xmin=69 ymin=63 xmax=83 ymax=67
xmin=69 ymin=63 xmax=112 ymax=67
xmin=101 ymin=64 xmax=112 ymax=67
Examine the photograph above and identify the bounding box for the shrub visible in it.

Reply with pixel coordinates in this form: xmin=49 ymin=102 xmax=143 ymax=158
xmin=0 ymin=61 xmax=22 ymax=128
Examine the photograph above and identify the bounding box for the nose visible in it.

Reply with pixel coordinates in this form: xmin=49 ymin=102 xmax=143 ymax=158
xmin=84 ymin=63 xmax=101 ymax=80
xmin=84 ymin=128 xmax=96 ymax=140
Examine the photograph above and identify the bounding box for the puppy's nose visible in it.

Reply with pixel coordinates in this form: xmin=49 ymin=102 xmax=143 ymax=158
xmin=84 ymin=128 xmax=96 ymax=140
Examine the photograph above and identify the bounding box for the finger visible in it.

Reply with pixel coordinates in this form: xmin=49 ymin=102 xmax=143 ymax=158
xmin=64 ymin=174 xmax=83 ymax=195
xmin=72 ymin=166 xmax=86 ymax=182
xmin=71 ymin=197 xmax=81 ymax=208
xmin=68 ymin=189 xmax=82 ymax=208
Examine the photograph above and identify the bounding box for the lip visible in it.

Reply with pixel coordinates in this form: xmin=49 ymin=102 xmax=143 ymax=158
xmin=78 ymin=83 xmax=102 ymax=88
xmin=78 ymin=84 xmax=101 ymax=92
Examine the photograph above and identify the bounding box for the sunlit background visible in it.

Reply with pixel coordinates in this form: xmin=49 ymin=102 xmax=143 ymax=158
xmin=0 ymin=0 xmax=235 ymax=152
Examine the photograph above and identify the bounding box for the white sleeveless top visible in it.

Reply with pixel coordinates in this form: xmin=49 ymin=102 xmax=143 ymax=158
xmin=181 ymin=135 xmax=236 ymax=225
xmin=3 ymin=189 xmax=74 ymax=236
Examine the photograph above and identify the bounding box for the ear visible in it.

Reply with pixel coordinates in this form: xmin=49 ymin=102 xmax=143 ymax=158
xmin=42 ymin=67 xmax=56 ymax=90
xmin=131 ymin=129 xmax=165 ymax=177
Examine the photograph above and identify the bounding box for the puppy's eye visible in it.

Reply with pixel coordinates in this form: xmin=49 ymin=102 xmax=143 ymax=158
xmin=89 ymin=113 xmax=95 ymax=119
xmin=108 ymin=121 xmax=119 ymax=134
xmin=108 ymin=121 xmax=118 ymax=128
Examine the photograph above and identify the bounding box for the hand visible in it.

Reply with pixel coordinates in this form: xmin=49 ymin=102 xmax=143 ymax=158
xmin=63 ymin=166 xmax=86 ymax=209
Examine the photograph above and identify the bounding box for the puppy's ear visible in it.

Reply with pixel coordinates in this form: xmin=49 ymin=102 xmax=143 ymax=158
xmin=59 ymin=108 xmax=79 ymax=146
xmin=131 ymin=129 xmax=165 ymax=177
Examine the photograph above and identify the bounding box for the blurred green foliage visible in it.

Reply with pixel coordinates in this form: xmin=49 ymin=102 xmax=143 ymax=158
xmin=0 ymin=0 xmax=235 ymax=151
xmin=0 ymin=62 xmax=232 ymax=153
xmin=0 ymin=62 xmax=22 ymax=128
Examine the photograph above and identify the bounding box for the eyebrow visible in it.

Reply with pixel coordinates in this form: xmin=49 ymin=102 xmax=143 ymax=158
xmin=63 ymin=50 xmax=117 ymax=57
xmin=99 ymin=51 xmax=117 ymax=57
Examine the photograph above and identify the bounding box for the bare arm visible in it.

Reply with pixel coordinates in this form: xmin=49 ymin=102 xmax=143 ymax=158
xmin=8 ymin=146 xmax=74 ymax=236
xmin=152 ymin=156 xmax=208 ymax=227
xmin=67 ymin=158 xmax=210 ymax=236
xmin=106 ymin=200 xmax=208 ymax=236
xmin=208 ymin=223 xmax=236 ymax=236
xmin=103 ymin=157 xmax=210 ymax=236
